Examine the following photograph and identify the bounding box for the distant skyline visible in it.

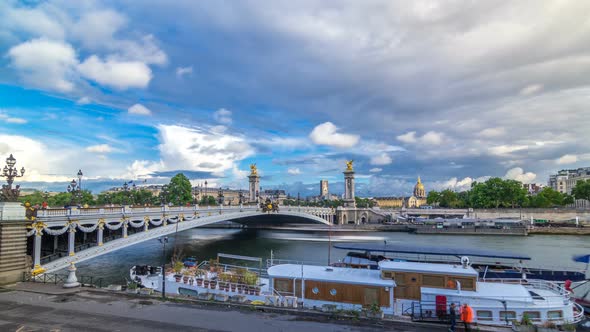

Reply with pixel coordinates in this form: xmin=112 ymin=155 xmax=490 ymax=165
xmin=1 ymin=1 xmax=589 ymax=196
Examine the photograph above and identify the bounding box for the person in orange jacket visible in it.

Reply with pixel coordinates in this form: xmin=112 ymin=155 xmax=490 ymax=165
xmin=459 ymin=303 xmax=473 ymax=332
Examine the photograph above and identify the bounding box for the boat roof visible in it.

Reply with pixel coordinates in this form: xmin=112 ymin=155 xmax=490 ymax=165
xmin=334 ymin=243 xmax=531 ymax=260
xmin=421 ymin=282 xmax=533 ymax=303
xmin=379 ymin=261 xmax=479 ymax=277
xmin=268 ymin=264 xmax=392 ymax=287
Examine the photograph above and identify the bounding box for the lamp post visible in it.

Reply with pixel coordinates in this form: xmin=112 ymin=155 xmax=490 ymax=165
xmin=122 ymin=182 xmax=129 ymax=206
xmin=43 ymin=191 xmax=49 ymax=209
xmin=67 ymin=178 xmax=81 ymax=206
xmin=204 ymin=180 xmax=208 ymax=206
xmin=131 ymin=183 xmax=137 ymax=205
xmin=218 ymin=187 xmax=224 ymax=206
xmin=158 ymin=236 xmax=168 ymax=299
xmin=77 ymin=169 xmax=83 ymax=190
xmin=160 ymin=185 xmax=169 ymax=206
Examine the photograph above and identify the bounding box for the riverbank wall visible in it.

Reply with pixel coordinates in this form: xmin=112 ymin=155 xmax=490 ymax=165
xmin=470 ymin=208 xmax=590 ymax=221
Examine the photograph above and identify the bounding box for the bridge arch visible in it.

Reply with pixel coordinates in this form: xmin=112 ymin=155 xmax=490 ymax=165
xmin=35 ymin=208 xmax=333 ymax=274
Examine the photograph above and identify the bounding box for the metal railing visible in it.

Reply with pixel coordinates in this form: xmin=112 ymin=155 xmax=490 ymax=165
xmin=22 ymin=272 xmax=104 ymax=288
xmin=481 ymin=278 xmax=570 ymax=302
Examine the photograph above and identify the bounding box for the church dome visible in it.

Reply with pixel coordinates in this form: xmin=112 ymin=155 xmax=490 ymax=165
xmin=413 ymin=177 xmax=425 ymax=198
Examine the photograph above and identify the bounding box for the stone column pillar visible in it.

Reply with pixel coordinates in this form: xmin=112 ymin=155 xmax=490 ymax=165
xmin=33 ymin=231 xmax=43 ymax=274
xmin=248 ymin=165 xmax=260 ymax=203
xmin=53 ymin=236 xmax=58 ymax=253
xmin=68 ymin=227 xmax=76 ymax=256
xmin=144 ymin=217 xmax=149 ymax=232
xmin=343 ymin=168 xmax=356 ymax=208
xmin=122 ymin=222 xmax=128 ymax=238
xmin=97 ymin=225 xmax=104 ymax=246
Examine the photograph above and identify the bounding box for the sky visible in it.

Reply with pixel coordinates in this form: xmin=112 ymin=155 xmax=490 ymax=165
xmin=1 ymin=0 xmax=589 ymax=197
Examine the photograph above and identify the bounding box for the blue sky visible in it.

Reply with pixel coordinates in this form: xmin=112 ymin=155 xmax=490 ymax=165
xmin=1 ymin=0 xmax=590 ymax=197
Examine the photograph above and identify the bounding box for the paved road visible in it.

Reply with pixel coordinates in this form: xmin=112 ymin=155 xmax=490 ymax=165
xmin=0 ymin=290 xmax=443 ymax=332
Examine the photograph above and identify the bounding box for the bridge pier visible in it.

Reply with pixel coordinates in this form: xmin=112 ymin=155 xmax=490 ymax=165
xmin=0 ymin=202 xmax=28 ymax=284
xmin=53 ymin=236 xmax=58 ymax=253
xmin=123 ymin=222 xmax=128 ymax=238
xmin=32 ymin=231 xmax=43 ymax=275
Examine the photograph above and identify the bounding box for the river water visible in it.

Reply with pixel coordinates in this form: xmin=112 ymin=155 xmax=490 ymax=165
xmin=72 ymin=228 xmax=590 ymax=285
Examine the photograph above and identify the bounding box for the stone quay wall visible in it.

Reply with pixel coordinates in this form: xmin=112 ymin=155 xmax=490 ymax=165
xmin=470 ymin=208 xmax=590 ymax=222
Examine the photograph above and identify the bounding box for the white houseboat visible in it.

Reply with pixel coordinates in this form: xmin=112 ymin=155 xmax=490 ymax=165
xmin=131 ymin=256 xmax=584 ymax=327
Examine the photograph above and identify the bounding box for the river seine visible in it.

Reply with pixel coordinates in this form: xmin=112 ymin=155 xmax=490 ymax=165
xmin=72 ymin=228 xmax=590 ymax=285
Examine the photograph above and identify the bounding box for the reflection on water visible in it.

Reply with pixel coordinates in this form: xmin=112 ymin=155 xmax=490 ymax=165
xmin=73 ymin=228 xmax=590 ymax=285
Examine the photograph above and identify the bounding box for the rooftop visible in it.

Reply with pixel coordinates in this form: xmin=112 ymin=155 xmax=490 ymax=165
xmin=379 ymin=261 xmax=479 ymax=277
xmin=421 ymin=282 xmax=533 ymax=303
xmin=268 ymin=264 xmax=392 ymax=287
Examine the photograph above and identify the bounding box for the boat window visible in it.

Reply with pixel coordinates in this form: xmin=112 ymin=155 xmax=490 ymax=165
xmin=330 ymin=289 xmax=337 ymax=296
xmin=312 ymin=287 xmax=319 ymax=294
xmin=476 ymin=310 xmax=493 ymax=321
xmin=547 ymin=310 xmax=563 ymax=319
xmin=178 ymin=287 xmax=198 ymax=297
xmin=382 ymin=271 xmax=393 ymax=279
xmin=523 ymin=311 xmax=540 ymax=321
xmin=455 ymin=277 xmax=475 ymax=290
xmin=274 ymin=279 xmax=291 ymax=293
xmin=423 ymin=275 xmax=445 ymax=287
xmin=499 ymin=311 xmax=516 ymax=321
xmin=446 ymin=279 xmax=456 ymax=289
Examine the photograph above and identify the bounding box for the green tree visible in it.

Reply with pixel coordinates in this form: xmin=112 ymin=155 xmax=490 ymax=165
xmin=572 ymin=179 xmax=590 ymax=201
xmin=168 ymin=173 xmax=192 ymax=205
xmin=426 ymin=191 xmax=441 ymax=205
xmin=439 ymin=189 xmax=459 ymax=208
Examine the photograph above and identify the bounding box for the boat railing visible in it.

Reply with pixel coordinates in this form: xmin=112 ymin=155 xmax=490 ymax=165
xmin=480 ymin=278 xmax=570 ymax=302
xmin=196 ymin=261 xmax=268 ymax=281
xmin=266 ymin=258 xmax=327 ymax=268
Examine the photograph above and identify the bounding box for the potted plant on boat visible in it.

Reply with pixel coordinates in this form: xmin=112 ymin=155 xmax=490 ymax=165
xmin=195 ymin=269 xmax=205 ymax=287
xmin=126 ymin=281 xmax=138 ymax=294
xmin=514 ymin=313 xmax=535 ymax=332
xmin=209 ymin=258 xmax=218 ymax=272
xmin=229 ymin=274 xmax=237 ymax=292
xmin=182 ymin=270 xmax=191 ymax=284
xmin=243 ymin=271 xmax=258 ymax=295
xmin=363 ymin=303 xmax=384 ymax=319
xmin=173 ymin=260 xmax=184 ymax=282
xmin=218 ymin=273 xmax=229 ymax=291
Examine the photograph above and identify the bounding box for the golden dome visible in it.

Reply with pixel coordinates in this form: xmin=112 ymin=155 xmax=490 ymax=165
xmin=415 ymin=176 xmax=425 ymax=190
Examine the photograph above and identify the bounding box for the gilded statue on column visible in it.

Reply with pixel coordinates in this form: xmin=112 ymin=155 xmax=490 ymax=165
xmin=345 ymin=160 xmax=354 ymax=171
xmin=250 ymin=163 xmax=258 ymax=176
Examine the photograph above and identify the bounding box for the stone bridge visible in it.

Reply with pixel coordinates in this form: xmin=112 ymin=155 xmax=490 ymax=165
xmin=28 ymin=205 xmax=335 ymax=275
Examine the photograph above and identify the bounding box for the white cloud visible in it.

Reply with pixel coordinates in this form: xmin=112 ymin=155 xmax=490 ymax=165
xmin=421 ymin=131 xmax=444 ymax=145
xmin=556 ymin=154 xmax=577 ymax=165
xmin=0 ymin=112 xmax=27 ymax=124
xmin=519 ymin=84 xmax=544 ymax=96
xmin=85 ymin=144 xmax=113 ymax=153
xmin=128 ymin=104 xmax=152 ymax=116
xmin=369 ymin=168 xmax=382 ymax=173
xmin=134 ymin=125 xmax=254 ymax=178
xmin=396 ymin=131 xmax=417 ymax=143
xmin=78 ymin=55 xmax=152 ymax=90
xmin=504 ymin=167 xmax=536 ymax=183
xmin=488 ymin=145 xmax=528 ymax=156
xmin=479 ymin=127 xmax=506 ymax=138
xmin=287 ymin=167 xmax=301 ymax=175
xmin=124 ymin=160 xmax=165 ymax=179
xmin=76 ymin=97 xmax=91 ymax=105
xmin=176 ymin=66 xmax=193 ymax=78
xmin=7 ymin=38 xmax=78 ymax=92
xmin=370 ymin=153 xmax=392 ymax=165
xmin=309 ymin=122 xmax=360 ymax=148
xmin=396 ymin=131 xmax=444 ymax=145
xmin=213 ymin=108 xmax=232 ymax=125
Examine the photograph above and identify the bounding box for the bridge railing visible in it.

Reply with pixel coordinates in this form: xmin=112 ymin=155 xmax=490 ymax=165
xmin=22 ymin=271 xmax=105 ymax=288
xmin=37 ymin=205 xmax=261 ymax=218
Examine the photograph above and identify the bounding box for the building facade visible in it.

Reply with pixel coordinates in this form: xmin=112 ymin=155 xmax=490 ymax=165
xmin=549 ymin=167 xmax=590 ymax=194
xmin=374 ymin=177 xmax=427 ymax=208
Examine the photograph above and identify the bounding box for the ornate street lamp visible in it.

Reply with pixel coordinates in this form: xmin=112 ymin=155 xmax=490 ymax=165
xmin=0 ymin=154 xmax=25 ymax=202
xmin=158 ymin=236 xmax=169 ymax=299
xmin=217 ymin=187 xmax=224 ymax=206
xmin=204 ymin=180 xmax=208 ymax=205
xmin=122 ymin=182 xmax=129 ymax=205
xmin=160 ymin=184 xmax=169 ymax=206
xmin=77 ymin=169 xmax=83 ymax=190
xmin=67 ymin=178 xmax=82 ymax=206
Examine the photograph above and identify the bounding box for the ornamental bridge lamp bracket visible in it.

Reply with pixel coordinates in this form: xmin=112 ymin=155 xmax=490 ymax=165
xmin=0 ymin=154 xmax=27 ymax=221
